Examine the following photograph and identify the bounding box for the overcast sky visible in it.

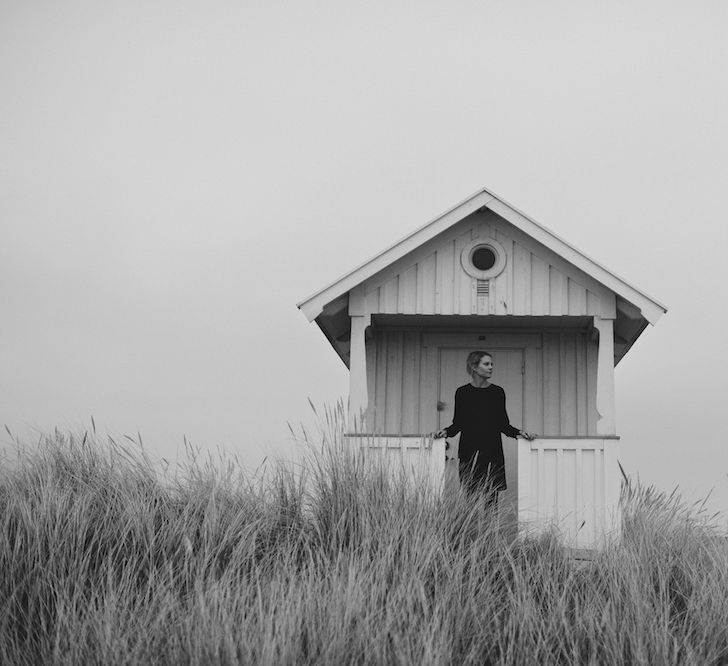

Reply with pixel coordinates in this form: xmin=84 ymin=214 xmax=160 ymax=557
xmin=2 ymin=1 xmax=727 ymax=520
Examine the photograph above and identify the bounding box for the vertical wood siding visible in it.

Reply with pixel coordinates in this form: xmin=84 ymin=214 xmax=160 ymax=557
xmin=368 ymin=329 xmax=598 ymax=437
xmin=364 ymin=211 xmax=605 ymax=318
xmin=519 ymin=439 xmax=621 ymax=549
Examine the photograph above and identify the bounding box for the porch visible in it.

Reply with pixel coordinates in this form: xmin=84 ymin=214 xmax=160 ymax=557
xmin=343 ymin=433 xmax=621 ymax=550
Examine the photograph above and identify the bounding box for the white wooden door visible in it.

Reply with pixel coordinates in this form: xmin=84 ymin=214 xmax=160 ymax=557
xmin=438 ymin=348 xmax=524 ymax=513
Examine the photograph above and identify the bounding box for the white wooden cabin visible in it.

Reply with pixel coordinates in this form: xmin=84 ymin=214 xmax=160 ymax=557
xmin=298 ymin=188 xmax=666 ymax=549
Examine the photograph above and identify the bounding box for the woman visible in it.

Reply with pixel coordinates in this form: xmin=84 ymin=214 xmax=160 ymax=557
xmin=435 ymin=351 xmax=535 ymax=501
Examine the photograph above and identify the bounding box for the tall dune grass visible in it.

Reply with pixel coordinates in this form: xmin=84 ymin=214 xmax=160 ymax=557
xmin=1 ymin=420 xmax=727 ymax=665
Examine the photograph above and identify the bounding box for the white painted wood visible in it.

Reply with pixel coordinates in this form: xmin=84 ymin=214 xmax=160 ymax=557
xmin=365 ymin=335 xmax=377 ymax=431
xmin=380 ymin=276 xmax=399 ymax=313
xmin=420 ymin=343 xmax=438 ymax=434
xmin=422 ymin=332 xmax=541 ymax=349
xmin=484 ymin=197 xmax=666 ymax=323
xmin=524 ymin=346 xmax=543 ymax=434
xmin=365 ymin=288 xmax=379 ymax=317
xmin=342 ymin=212 xmax=634 ymax=333
xmin=568 ymin=279 xmax=587 ymax=315
xmin=348 ymin=314 xmax=371 ymax=432
xmin=455 ymin=230 xmax=473 ymax=314
xmin=576 ymin=333 xmax=588 ymax=435
xmin=418 ymin=252 xmax=437 ymax=314
xmin=560 ymin=332 xmax=577 ymax=435
xmin=384 ymin=331 xmax=403 ymax=433
xmin=602 ymin=439 xmax=622 ymax=541
xmin=549 ymin=267 xmax=567 ymax=315
xmin=575 ymin=447 xmax=583 ymax=538
xmin=401 ymin=331 xmax=420 ymax=433
xmin=437 ymin=240 xmax=456 ymax=314
xmin=517 ymin=438 xmax=536 ymax=525
xmin=374 ymin=332 xmax=388 ymax=432
xmin=517 ymin=437 xmax=621 ymax=549
xmin=348 ymin=284 xmax=367 ymax=315
xmin=513 ymin=242 xmax=531 ymax=314
xmin=594 ymin=317 xmax=617 ymax=435
xmin=531 ymin=255 xmax=549 ymax=316
xmin=344 ymin=434 xmax=446 ymax=494
xmin=586 ymin=333 xmax=599 ymax=435
xmin=543 ymin=332 xmax=560 ymax=436
xmin=400 ymin=265 xmax=417 ymax=315
xmin=586 ymin=290 xmax=601 ymax=316
xmin=487 ymin=211 xmax=614 ymax=315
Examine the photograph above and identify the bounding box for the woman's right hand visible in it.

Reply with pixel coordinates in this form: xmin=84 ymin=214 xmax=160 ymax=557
xmin=431 ymin=429 xmax=448 ymax=439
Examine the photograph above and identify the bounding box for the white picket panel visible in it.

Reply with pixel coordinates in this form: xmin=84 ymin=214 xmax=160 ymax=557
xmin=343 ymin=435 xmax=446 ymax=493
xmin=518 ymin=437 xmax=621 ymax=549
xmin=343 ymin=434 xmax=621 ymax=550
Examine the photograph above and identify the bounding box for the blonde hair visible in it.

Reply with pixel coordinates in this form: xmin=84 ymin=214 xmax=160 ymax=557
xmin=466 ymin=350 xmax=492 ymax=376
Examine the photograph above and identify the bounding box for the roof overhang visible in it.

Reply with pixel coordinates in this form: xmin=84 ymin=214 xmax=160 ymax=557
xmin=298 ymin=187 xmax=667 ymax=365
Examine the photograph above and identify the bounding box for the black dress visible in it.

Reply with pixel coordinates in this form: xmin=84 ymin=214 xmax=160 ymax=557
xmin=444 ymin=383 xmax=521 ymax=492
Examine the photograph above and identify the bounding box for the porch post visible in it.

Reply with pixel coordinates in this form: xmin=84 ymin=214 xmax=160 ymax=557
xmin=593 ymin=316 xmax=616 ymax=436
xmin=348 ymin=313 xmax=370 ymax=433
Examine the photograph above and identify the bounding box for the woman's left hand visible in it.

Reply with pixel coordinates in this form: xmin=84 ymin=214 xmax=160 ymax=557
xmin=518 ymin=430 xmax=537 ymax=441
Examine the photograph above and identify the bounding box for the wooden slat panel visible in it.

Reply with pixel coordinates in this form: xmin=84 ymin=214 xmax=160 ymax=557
xmin=582 ymin=449 xmax=596 ymax=546
xmin=596 ymin=448 xmax=606 ymax=516
xmin=544 ymin=450 xmax=558 ymax=519
xmin=400 ymin=264 xmax=417 ymax=315
xmin=518 ymin=439 xmax=535 ymax=524
xmin=384 ymin=331 xmax=403 ymax=433
xmin=568 ymin=279 xmax=587 ymax=315
xmin=576 ymin=331 xmax=588 ymax=436
xmin=538 ymin=447 xmax=546 ymax=518
xmin=365 ymin=336 xmax=377 ymax=431
xmin=501 ymin=236 xmax=514 ymax=314
xmin=559 ymin=449 xmax=573 ymax=535
xmin=380 ymin=276 xmax=399 ymax=313
xmin=519 ymin=439 xmax=621 ymax=549
xmin=474 ymin=217 xmax=492 ymax=240
xmin=531 ymin=255 xmax=549 ymax=316
xmin=400 ymin=331 xmax=420 ymax=433
xmin=560 ymin=332 xmax=577 ymax=435
xmin=575 ymin=448 xmax=584 ymax=541
xmin=487 ymin=210 xmax=615 ymax=304
xmin=512 ymin=242 xmax=531 ymax=314
xmin=454 ymin=230 xmax=473 ymax=314
xmin=549 ymin=267 xmax=568 ymax=315
xmin=603 ymin=440 xmax=621 ymax=536
xmin=489 ymin=228 xmax=509 ymax=315
xmin=419 ymin=344 xmax=438 ymax=433
xmin=586 ymin=335 xmax=599 ymax=436
xmin=472 ymin=279 xmax=480 ymax=315
xmin=556 ymin=448 xmax=564 ymax=524
xmin=524 ymin=346 xmax=543 ymax=435
xmin=365 ymin=288 xmax=379 ymax=316
xmin=436 ymin=240 xmax=456 ymax=314
xmin=587 ymin=290 xmax=601 ymax=316
xmin=374 ymin=333 xmax=388 ymax=432
xmin=417 ymin=252 xmax=437 ymax=314
xmin=543 ymin=332 xmax=561 ymax=435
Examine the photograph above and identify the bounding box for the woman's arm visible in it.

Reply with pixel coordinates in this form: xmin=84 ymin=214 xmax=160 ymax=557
xmin=434 ymin=387 xmax=462 ymax=438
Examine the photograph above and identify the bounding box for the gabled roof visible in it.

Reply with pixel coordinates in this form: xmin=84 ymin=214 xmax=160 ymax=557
xmin=298 ymin=186 xmax=667 ymax=325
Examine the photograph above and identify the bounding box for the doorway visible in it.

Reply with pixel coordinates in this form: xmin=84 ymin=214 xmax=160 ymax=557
xmin=438 ymin=348 xmax=524 ymax=513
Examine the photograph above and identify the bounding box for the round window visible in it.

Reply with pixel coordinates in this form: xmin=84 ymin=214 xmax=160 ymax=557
xmin=460 ymin=238 xmax=506 ymax=279
xmin=471 ymin=246 xmax=496 ymax=271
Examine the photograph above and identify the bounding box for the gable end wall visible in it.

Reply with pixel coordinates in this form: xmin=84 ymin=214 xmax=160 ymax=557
xmin=362 ymin=210 xmax=615 ymax=319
